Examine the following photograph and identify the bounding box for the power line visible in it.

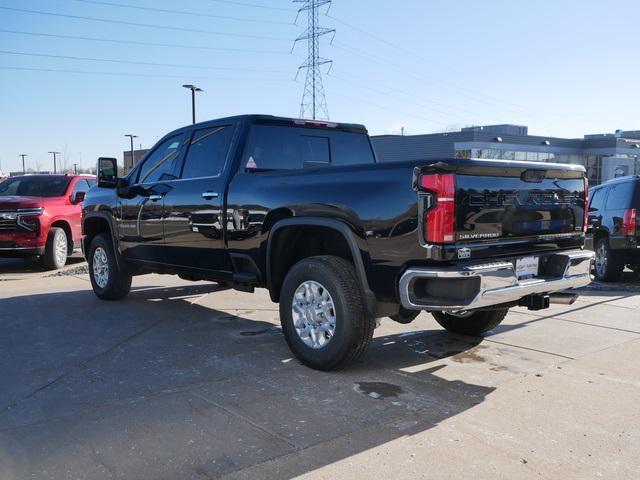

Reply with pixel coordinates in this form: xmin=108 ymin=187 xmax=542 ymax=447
xmin=326 ymin=14 xmax=577 ymax=124
xmin=0 ymin=29 xmax=290 ymax=55
xmin=327 ymin=90 xmax=444 ymax=126
xmin=293 ymin=0 xmax=334 ymax=120
xmin=0 ymin=65 xmax=294 ymax=82
xmin=0 ymin=6 xmax=291 ymax=42
xmin=68 ymin=0 xmax=295 ymax=26
xmin=0 ymin=50 xmax=292 ymax=74
xmin=328 ymin=72 xmax=474 ymax=123
xmin=206 ymin=0 xmax=293 ymax=11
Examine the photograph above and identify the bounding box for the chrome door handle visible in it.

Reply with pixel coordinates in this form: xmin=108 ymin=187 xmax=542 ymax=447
xmin=202 ymin=192 xmax=219 ymax=200
xmin=149 ymin=194 xmax=163 ymax=202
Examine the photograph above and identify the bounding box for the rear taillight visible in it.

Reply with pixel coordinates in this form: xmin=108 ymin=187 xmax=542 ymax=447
xmin=420 ymin=173 xmax=456 ymax=243
xmin=583 ymin=178 xmax=589 ymax=233
xmin=622 ymin=208 xmax=637 ymax=236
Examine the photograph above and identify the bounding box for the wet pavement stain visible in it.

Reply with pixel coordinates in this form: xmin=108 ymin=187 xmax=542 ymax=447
xmin=353 ymin=382 xmax=404 ymax=400
xmin=450 ymin=345 xmax=490 ymax=363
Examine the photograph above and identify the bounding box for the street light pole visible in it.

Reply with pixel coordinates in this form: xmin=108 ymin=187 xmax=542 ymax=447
xmin=19 ymin=154 xmax=27 ymax=174
xmin=48 ymin=151 xmax=61 ymax=173
xmin=72 ymin=163 xmax=78 ymax=175
xmin=182 ymin=84 xmax=203 ymax=124
xmin=124 ymin=134 xmax=138 ymax=173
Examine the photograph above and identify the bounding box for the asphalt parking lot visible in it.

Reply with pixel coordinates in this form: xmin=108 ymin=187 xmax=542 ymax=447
xmin=0 ymin=258 xmax=639 ymax=480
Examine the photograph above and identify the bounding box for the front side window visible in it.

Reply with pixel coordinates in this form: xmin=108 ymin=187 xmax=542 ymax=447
xmin=72 ymin=179 xmax=92 ymax=195
xmin=0 ymin=176 xmax=72 ymax=197
xmin=137 ymin=134 xmax=184 ymax=184
xmin=181 ymin=126 xmax=233 ymax=179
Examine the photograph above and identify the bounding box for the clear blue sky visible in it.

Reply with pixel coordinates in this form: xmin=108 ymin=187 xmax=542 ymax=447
xmin=1 ymin=0 xmax=638 ymax=173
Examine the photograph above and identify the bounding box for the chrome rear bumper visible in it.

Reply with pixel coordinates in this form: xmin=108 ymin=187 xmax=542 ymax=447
xmin=399 ymin=249 xmax=594 ymax=311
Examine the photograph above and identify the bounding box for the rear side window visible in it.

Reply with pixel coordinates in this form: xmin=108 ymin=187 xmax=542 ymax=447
xmin=181 ymin=126 xmax=234 ymax=179
xmin=605 ymin=182 xmax=635 ymax=210
xmin=329 ymin=131 xmax=376 ymax=166
xmin=242 ymin=125 xmax=374 ymax=171
xmin=137 ymin=134 xmax=184 ymax=184
xmin=589 ymin=188 xmax=606 ymax=211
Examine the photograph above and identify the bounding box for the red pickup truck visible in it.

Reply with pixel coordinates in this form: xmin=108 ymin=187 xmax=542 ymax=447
xmin=0 ymin=174 xmax=96 ymax=269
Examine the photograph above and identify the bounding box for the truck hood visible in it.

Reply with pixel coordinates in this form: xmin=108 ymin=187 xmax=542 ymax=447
xmin=0 ymin=196 xmax=52 ymax=210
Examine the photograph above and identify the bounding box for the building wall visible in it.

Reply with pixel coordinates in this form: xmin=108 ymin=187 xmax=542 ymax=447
xmin=371 ymin=127 xmax=640 ymax=185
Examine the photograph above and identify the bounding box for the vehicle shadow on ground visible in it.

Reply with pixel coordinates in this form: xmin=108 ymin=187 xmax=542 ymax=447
xmin=0 ymin=284 xmax=495 ymax=479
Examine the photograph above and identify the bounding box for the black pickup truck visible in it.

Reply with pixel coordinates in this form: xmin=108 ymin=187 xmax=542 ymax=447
xmin=83 ymin=115 xmax=593 ymax=370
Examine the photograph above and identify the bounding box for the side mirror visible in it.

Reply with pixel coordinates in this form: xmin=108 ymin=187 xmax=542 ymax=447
xmin=71 ymin=191 xmax=86 ymax=205
xmin=97 ymin=157 xmax=118 ymax=189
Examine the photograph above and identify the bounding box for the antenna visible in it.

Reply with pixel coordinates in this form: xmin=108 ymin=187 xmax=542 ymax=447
xmin=292 ymin=0 xmax=335 ymax=120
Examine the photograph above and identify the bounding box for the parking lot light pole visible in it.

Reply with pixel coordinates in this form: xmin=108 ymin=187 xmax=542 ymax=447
xmin=182 ymin=84 xmax=203 ymax=124
xmin=48 ymin=151 xmax=60 ymax=173
xmin=19 ymin=154 xmax=27 ymax=174
xmin=124 ymin=134 xmax=138 ymax=173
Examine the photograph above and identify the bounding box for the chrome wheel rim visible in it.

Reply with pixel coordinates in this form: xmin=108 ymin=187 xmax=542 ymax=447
xmin=292 ymin=280 xmax=336 ymax=349
xmin=595 ymin=243 xmax=607 ymax=277
xmin=92 ymin=247 xmax=109 ymax=289
xmin=54 ymin=232 xmax=67 ymax=266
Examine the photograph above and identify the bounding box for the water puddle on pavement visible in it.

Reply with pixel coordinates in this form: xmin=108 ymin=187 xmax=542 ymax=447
xmin=353 ymin=381 xmax=404 ymax=400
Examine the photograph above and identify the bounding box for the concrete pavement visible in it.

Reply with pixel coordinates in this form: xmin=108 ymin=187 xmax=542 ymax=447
xmin=0 ymin=259 xmax=638 ymax=479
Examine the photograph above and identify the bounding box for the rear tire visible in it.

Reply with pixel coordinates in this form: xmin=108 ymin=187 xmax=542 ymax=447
xmin=279 ymin=255 xmax=375 ymax=371
xmin=594 ymin=237 xmax=623 ymax=282
xmin=88 ymin=233 xmax=132 ymax=300
xmin=432 ymin=308 xmax=508 ymax=336
xmin=42 ymin=227 xmax=68 ymax=270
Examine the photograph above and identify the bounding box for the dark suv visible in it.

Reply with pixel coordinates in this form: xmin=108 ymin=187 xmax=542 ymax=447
xmin=587 ymin=176 xmax=639 ymax=281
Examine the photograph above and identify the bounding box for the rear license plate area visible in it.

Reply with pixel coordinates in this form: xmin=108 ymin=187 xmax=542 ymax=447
xmin=515 ymin=256 xmax=539 ymax=280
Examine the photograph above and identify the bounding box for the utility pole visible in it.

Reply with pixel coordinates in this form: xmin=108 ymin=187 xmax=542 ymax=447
xmin=182 ymin=85 xmax=203 ymax=124
xmin=72 ymin=163 xmax=78 ymax=175
xmin=293 ymin=0 xmax=335 ymax=120
xmin=19 ymin=154 xmax=27 ymax=174
xmin=124 ymin=134 xmax=138 ymax=173
xmin=48 ymin=151 xmax=61 ymax=173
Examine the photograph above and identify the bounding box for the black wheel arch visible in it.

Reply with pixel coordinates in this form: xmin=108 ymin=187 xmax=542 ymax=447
xmin=266 ymin=217 xmax=380 ymax=317
xmin=83 ymin=212 xmax=124 ymax=270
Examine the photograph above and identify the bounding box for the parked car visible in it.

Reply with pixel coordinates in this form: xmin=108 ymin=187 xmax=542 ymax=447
xmin=586 ymin=175 xmax=639 ymax=281
xmin=82 ymin=115 xmax=593 ymax=370
xmin=0 ymin=174 xmax=96 ymax=269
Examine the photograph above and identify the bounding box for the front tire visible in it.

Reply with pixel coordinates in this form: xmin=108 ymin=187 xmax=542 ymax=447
xmin=432 ymin=308 xmax=508 ymax=336
xmin=279 ymin=256 xmax=375 ymax=371
xmin=42 ymin=227 xmax=68 ymax=270
xmin=594 ymin=237 xmax=623 ymax=282
xmin=88 ymin=233 xmax=132 ymax=300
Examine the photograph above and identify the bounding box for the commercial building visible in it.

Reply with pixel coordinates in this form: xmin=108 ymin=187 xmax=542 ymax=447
xmin=123 ymin=149 xmax=149 ymax=174
xmin=371 ymin=125 xmax=640 ymax=185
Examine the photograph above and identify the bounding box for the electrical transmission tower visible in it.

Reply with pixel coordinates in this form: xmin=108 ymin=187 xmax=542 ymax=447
xmin=293 ymin=0 xmax=335 ymax=120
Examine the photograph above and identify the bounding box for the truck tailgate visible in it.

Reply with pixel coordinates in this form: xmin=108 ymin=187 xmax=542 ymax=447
xmin=417 ymin=159 xmax=588 ymax=261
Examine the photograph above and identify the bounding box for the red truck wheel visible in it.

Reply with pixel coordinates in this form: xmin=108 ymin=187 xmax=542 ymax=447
xmin=41 ymin=227 xmax=68 ymax=270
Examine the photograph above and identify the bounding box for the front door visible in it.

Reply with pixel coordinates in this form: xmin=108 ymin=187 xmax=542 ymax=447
xmin=118 ymin=133 xmax=185 ymax=263
xmin=162 ymin=124 xmax=236 ymax=275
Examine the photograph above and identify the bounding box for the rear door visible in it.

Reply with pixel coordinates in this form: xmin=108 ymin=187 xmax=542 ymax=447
xmin=162 ymin=123 xmax=236 ymax=274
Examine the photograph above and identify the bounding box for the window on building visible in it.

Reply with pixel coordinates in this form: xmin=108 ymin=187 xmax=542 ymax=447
xmin=181 ymin=126 xmax=233 ymax=179
xmin=137 ymin=134 xmax=184 ymax=184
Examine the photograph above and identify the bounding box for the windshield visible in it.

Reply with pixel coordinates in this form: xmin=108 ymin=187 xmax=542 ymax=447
xmin=0 ymin=176 xmax=72 ymax=197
